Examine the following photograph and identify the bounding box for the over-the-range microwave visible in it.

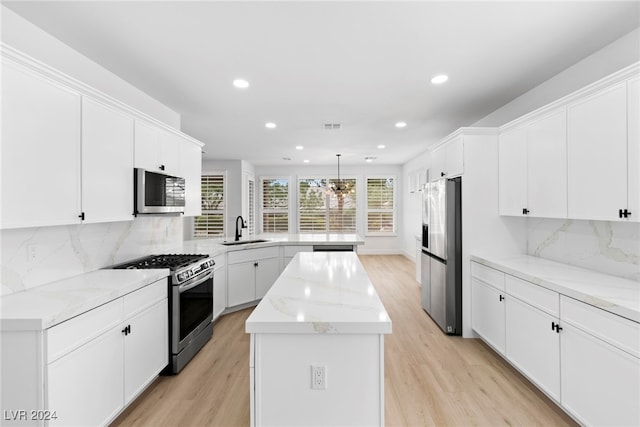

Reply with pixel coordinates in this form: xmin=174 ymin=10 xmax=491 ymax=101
xmin=134 ymin=168 xmax=185 ymax=215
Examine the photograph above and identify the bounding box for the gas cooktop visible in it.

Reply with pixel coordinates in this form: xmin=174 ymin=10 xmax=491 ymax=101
xmin=112 ymin=254 xmax=209 ymax=271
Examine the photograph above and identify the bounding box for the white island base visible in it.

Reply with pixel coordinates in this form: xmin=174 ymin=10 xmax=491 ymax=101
xmin=246 ymin=252 xmax=391 ymax=427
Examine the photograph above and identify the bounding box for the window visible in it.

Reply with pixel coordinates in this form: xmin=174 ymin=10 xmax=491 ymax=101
xmin=194 ymin=174 xmax=225 ymax=237
xmin=298 ymin=178 xmax=356 ymax=233
xmin=366 ymin=177 xmax=396 ymax=235
xmin=261 ymin=178 xmax=289 ymax=233
xmin=247 ymin=176 xmax=255 ymax=236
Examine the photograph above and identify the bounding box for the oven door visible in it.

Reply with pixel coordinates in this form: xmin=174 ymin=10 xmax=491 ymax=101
xmin=171 ymin=270 xmax=213 ymax=354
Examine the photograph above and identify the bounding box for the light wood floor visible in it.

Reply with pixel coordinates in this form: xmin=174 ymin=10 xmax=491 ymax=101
xmin=112 ymin=255 xmax=577 ymax=427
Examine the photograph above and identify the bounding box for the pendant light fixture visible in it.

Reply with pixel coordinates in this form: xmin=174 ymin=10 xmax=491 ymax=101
xmin=330 ymin=154 xmax=352 ymax=197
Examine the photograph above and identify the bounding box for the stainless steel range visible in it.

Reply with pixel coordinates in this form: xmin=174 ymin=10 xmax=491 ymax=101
xmin=113 ymin=254 xmax=215 ymax=374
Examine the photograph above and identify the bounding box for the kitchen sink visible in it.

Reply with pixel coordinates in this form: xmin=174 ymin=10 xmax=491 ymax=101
xmin=220 ymin=239 xmax=269 ymax=246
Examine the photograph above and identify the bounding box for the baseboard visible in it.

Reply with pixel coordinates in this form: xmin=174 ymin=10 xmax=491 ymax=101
xmin=357 ymin=248 xmax=405 ymax=256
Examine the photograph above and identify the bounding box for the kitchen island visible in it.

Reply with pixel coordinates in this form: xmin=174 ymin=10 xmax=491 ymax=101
xmin=246 ymin=252 xmax=391 ymax=427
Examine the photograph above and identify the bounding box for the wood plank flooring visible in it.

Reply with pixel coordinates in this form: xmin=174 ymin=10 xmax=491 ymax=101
xmin=112 ymin=255 xmax=577 ymax=427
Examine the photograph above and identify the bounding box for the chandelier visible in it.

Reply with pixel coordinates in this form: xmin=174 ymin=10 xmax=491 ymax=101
xmin=330 ymin=154 xmax=353 ymax=198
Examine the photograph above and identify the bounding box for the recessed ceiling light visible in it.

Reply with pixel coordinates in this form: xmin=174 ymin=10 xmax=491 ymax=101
xmin=265 ymin=122 xmax=277 ymax=129
xmin=296 ymin=145 xmax=304 ymax=150
xmin=365 ymin=156 xmax=376 ymax=163
xmin=303 ymin=159 xmax=310 ymax=163
xmin=233 ymin=79 xmax=249 ymax=88
xmin=431 ymin=74 xmax=448 ymax=84
xmin=282 ymin=157 xmax=291 ymax=161
xmin=377 ymin=144 xmax=386 ymax=149
xmin=395 ymin=122 xmax=407 ymax=128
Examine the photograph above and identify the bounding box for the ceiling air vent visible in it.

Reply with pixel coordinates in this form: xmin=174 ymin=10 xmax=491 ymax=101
xmin=323 ymin=123 xmax=341 ymax=130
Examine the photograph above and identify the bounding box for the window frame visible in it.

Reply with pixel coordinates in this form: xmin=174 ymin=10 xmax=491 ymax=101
xmin=297 ymin=175 xmax=358 ymax=234
xmin=365 ymin=175 xmax=397 ymax=237
xmin=259 ymin=176 xmax=292 ymax=234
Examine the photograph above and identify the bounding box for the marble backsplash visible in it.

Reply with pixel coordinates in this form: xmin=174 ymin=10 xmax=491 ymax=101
xmin=1 ymin=216 xmax=183 ymax=296
xmin=528 ymin=218 xmax=640 ymax=282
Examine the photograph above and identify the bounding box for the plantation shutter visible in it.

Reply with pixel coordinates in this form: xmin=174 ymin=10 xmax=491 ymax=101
xmin=328 ymin=178 xmax=357 ymax=232
xmin=367 ymin=177 xmax=395 ymax=234
xmin=262 ymin=178 xmax=289 ymax=232
xmin=194 ymin=174 xmax=225 ymax=237
xmin=247 ymin=177 xmax=255 ymax=236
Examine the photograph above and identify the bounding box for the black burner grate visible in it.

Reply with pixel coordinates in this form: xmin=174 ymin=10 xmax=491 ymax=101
xmin=113 ymin=254 xmax=208 ymax=271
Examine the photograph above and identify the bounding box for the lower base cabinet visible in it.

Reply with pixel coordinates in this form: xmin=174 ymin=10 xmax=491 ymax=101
xmin=227 ymin=247 xmax=280 ymax=307
xmin=471 ymin=276 xmax=505 ymax=355
xmin=1 ymin=278 xmax=168 ymax=427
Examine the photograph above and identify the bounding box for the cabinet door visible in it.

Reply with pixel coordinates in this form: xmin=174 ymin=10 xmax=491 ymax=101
xmin=81 ymin=97 xmax=134 ymax=223
xmin=227 ymin=261 xmax=256 ymax=306
xmin=445 ymin=135 xmax=464 ymax=178
xmin=430 ymin=146 xmax=446 ymax=180
xmin=471 ymin=278 xmax=505 ymax=354
xmin=180 ymin=140 xmax=202 ymax=217
xmin=134 ymin=120 xmax=160 ymax=172
xmin=527 ymin=109 xmax=567 ymax=219
xmin=255 ymin=257 xmax=281 ymax=300
xmin=567 ymin=83 xmax=627 ymax=220
xmin=213 ymin=265 xmax=227 ymax=319
xmin=158 ymin=131 xmax=181 ymax=176
xmin=628 ymin=76 xmax=639 ymax=221
xmin=506 ymin=296 xmax=560 ymax=401
xmin=561 ymin=324 xmax=640 ymax=426
xmin=498 ymin=127 xmax=527 ymax=216
xmin=48 ymin=326 xmax=124 ymax=427
xmin=1 ymin=60 xmax=81 ymax=229
xmin=123 ymin=299 xmax=168 ymax=404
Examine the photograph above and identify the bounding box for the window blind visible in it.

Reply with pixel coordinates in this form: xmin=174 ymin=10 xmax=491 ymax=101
xmin=194 ymin=174 xmax=225 ymax=237
xmin=299 ymin=178 xmax=328 ymax=232
xmin=247 ymin=178 xmax=255 ymax=236
xmin=328 ymin=178 xmax=356 ymax=233
xmin=262 ymin=178 xmax=289 ymax=233
xmin=367 ymin=177 xmax=395 ymax=234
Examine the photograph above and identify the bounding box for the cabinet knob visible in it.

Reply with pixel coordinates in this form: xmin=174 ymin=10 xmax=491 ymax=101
xmin=499 ymin=294 xmax=504 ymax=302
xmin=159 ymin=165 xmax=165 ymax=171
xmin=254 ymin=262 xmax=259 ymax=267
xmin=522 ymin=208 xmax=530 ymax=215
xmin=619 ymin=209 xmax=631 ymax=218
xmin=440 ymin=172 xmax=446 ymax=177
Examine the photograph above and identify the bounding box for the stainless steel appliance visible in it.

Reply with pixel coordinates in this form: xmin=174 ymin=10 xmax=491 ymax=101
xmin=134 ymin=168 xmax=186 ymax=215
xmin=421 ymin=177 xmax=462 ymax=335
xmin=113 ymin=254 xmax=215 ymax=373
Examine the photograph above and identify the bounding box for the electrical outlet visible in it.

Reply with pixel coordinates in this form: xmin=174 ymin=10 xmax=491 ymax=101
xmin=27 ymin=244 xmax=38 ymax=263
xmin=311 ymin=365 xmax=327 ymax=390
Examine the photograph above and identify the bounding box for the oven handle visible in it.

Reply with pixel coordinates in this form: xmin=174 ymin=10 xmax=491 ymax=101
xmin=178 ymin=271 xmax=213 ymax=293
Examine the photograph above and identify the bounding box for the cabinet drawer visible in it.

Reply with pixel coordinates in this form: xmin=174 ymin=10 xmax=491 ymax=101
xmin=47 ymin=299 xmax=123 ymax=363
xmin=471 ymin=262 xmax=505 ymax=291
xmin=560 ymin=296 xmax=640 ymax=358
xmin=506 ymin=275 xmax=559 ymax=317
xmin=123 ymin=279 xmax=167 ymax=319
xmin=283 ymin=245 xmax=313 ymax=257
xmin=228 ymin=247 xmax=279 ymax=264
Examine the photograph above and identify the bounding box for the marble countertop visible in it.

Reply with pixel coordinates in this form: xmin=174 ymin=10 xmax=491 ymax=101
xmin=246 ymin=252 xmax=392 ymax=334
xmin=0 ymin=269 xmax=169 ymax=331
xmin=183 ymin=233 xmax=364 ymax=257
xmin=471 ymin=254 xmax=640 ymax=323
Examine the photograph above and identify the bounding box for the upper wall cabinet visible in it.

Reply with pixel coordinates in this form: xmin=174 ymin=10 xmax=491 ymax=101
xmin=567 ymin=82 xmax=629 ymax=221
xmin=430 ymin=134 xmax=464 ymax=181
xmin=81 ymin=97 xmax=134 ymax=223
xmin=1 ymin=59 xmax=82 ymax=229
xmin=499 ymin=109 xmax=567 ymax=218
xmin=180 ymin=139 xmax=202 ymax=217
xmin=134 ymin=120 xmax=180 ymax=176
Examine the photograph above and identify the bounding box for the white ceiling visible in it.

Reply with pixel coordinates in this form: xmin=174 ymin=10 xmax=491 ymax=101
xmin=3 ymin=1 xmax=639 ymax=166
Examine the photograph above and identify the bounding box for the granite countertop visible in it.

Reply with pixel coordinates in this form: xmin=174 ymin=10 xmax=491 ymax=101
xmin=182 ymin=233 xmax=364 ymax=257
xmin=471 ymin=254 xmax=640 ymax=323
xmin=0 ymin=269 xmax=169 ymax=331
xmin=246 ymin=252 xmax=392 ymax=335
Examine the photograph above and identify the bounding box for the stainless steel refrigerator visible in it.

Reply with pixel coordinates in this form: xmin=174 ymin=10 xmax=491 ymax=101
xmin=420 ymin=177 xmax=462 ymax=335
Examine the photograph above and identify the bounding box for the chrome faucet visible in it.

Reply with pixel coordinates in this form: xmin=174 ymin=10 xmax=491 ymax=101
xmin=235 ymin=215 xmax=247 ymax=241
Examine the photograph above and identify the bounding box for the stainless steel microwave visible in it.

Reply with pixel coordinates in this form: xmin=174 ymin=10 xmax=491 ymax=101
xmin=134 ymin=168 xmax=185 ymax=214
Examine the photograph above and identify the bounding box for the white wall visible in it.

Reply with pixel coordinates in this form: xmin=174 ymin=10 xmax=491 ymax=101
xmin=254 ymin=164 xmax=403 ymax=255
xmin=0 ymin=5 xmax=180 ymax=128
xmin=400 ymin=150 xmax=431 ymax=260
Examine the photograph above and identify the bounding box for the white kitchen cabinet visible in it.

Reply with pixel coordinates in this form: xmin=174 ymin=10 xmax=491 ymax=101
xmin=430 ymin=136 xmax=463 ymax=181
xmin=213 ymin=254 xmax=227 ymax=319
xmin=134 ymin=120 xmax=180 ymax=176
xmin=498 ymin=127 xmax=527 ymax=216
xmin=227 ymin=247 xmax=280 ymax=307
xmin=504 ymin=274 xmax=561 ymax=401
xmin=628 ymin=76 xmax=639 ymax=222
xmin=526 ymin=109 xmax=567 ymax=218
xmin=48 ymin=326 xmax=124 ymax=427
xmin=470 ymin=263 xmax=506 ymax=355
xmin=1 ymin=58 xmax=81 ymax=229
xmin=180 ymin=139 xmax=203 ymax=217
xmin=560 ymin=296 xmax=640 ymax=426
xmin=282 ymin=245 xmax=314 ymax=269
xmin=567 ymin=82 xmax=628 ymax=221
xmin=81 ymin=97 xmax=134 ymax=223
